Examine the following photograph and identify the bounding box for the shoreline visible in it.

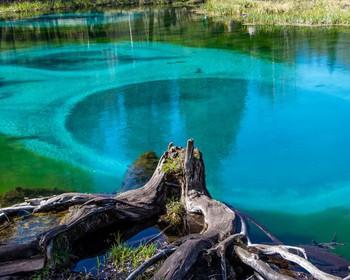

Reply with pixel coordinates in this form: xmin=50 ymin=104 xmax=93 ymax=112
xmin=200 ymin=0 xmax=350 ymax=26
xmin=1 ymin=0 xmax=350 ymax=27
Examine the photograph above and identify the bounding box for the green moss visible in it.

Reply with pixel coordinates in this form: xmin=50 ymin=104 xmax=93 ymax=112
xmin=194 ymin=149 xmax=201 ymax=160
xmin=161 ymin=157 xmax=182 ymax=175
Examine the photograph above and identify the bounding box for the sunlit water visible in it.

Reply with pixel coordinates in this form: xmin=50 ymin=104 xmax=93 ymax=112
xmin=1 ymin=8 xmax=350 ymax=258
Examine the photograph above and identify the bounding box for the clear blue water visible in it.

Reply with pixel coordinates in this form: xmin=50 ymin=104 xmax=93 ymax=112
xmin=1 ymin=9 xmax=350 ymax=258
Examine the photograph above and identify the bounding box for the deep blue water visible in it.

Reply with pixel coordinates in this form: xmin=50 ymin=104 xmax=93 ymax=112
xmin=1 ymin=8 xmax=350 ymax=258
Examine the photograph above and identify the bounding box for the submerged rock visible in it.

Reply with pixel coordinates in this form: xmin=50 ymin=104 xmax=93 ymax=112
xmin=121 ymin=151 xmax=159 ymax=191
xmin=0 ymin=187 xmax=69 ymax=208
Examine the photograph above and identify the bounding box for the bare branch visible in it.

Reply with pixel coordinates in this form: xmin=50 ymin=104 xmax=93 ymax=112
xmin=126 ymin=247 xmax=177 ymax=280
xmin=234 ymin=246 xmax=294 ymax=280
xmin=232 ymin=208 xmax=282 ymax=245
xmin=249 ymin=244 xmax=342 ymax=280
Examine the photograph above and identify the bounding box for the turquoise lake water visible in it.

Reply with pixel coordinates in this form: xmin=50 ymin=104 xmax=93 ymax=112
xmin=1 ymin=8 xmax=350 ymax=258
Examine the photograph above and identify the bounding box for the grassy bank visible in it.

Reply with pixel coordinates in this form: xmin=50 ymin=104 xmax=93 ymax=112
xmin=202 ymin=0 xmax=350 ymax=25
xmin=2 ymin=0 xmax=350 ymax=26
xmin=0 ymin=0 xmax=178 ymax=17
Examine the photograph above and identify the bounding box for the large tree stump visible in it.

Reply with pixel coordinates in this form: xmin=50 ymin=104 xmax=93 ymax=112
xmin=0 ymin=140 xmax=349 ymax=279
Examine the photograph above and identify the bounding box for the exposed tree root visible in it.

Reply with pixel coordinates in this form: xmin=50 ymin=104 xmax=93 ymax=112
xmin=247 ymin=244 xmax=341 ymax=280
xmin=235 ymin=245 xmax=295 ymax=280
xmin=125 ymin=246 xmax=177 ymax=280
xmin=0 ymin=140 xmax=349 ymax=279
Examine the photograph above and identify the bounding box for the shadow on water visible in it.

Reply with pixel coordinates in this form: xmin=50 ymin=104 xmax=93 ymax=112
xmin=1 ymin=51 xmax=184 ymax=71
xmin=0 ymin=78 xmax=43 ymax=100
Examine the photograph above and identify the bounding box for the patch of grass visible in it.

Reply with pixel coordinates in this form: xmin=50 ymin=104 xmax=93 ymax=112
xmin=32 ymin=266 xmax=52 ymax=280
xmin=202 ymin=0 xmax=350 ymax=26
xmin=53 ymin=234 xmax=73 ymax=269
xmin=0 ymin=0 xmax=111 ymax=15
xmin=31 ymin=235 xmax=77 ymax=279
xmin=160 ymin=197 xmax=185 ymax=228
xmin=161 ymin=157 xmax=182 ymax=175
xmin=109 ymin=233 xmax=158 ymax=276
xmin=0 ymin=0 xmax=187 ymax=17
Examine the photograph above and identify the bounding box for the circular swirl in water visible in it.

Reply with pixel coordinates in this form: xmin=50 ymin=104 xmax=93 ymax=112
xmin=65 ymin=78 xmax=247 ymax=165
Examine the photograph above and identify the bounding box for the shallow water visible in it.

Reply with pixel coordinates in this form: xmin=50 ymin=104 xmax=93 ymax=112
xmin=0 ymin=8 xmax=350 ymax=258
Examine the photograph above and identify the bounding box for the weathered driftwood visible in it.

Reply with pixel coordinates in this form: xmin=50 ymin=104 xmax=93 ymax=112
xmin=247 ymin=244 xmax=342 ymax=280
xmin=0 ymin=140 xmax=349 ymax=279
xmin=0 ymin=151 xmax=168 ymax=277
xmin=234 ymin=245 xmax=295 ymax=280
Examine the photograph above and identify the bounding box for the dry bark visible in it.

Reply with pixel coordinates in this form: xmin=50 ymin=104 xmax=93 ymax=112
xmin=0 ymin=140 xmax=349 ymax=280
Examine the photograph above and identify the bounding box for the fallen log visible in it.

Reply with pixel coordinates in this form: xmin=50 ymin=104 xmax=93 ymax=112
xmin=0 ymin=140 xmax=349 ymax=279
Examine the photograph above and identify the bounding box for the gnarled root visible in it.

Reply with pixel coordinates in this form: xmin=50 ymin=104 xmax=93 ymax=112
xmin=1 ymin=140 xmax=349 ymax=280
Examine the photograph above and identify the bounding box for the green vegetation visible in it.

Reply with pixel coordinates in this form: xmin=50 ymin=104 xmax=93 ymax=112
xmin=53 ymin=234 xmax=73 ymax=268
xmin=32 ymin=234 xmax=75 ymax=278
xmin=193 ymin=149 xmax=201 ymax=160
xmin=160 ymin=197 xmax=185 ymax=228
xmin=203 ymin=0 xmax=350 ymax=25
xmin=109 ymin=234 xmax=158 ymax=277
xmin=32 ymin=266 xmax=52 ymax=280
xmin=0 ymin=0 xmax=181 ymax=17
xmin=161 ymin=157 xmax=182 ymax=174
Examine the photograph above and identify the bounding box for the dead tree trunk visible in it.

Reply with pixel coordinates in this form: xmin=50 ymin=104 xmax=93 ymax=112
xmin=0 ymin=140 xmax=349 ymax=279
